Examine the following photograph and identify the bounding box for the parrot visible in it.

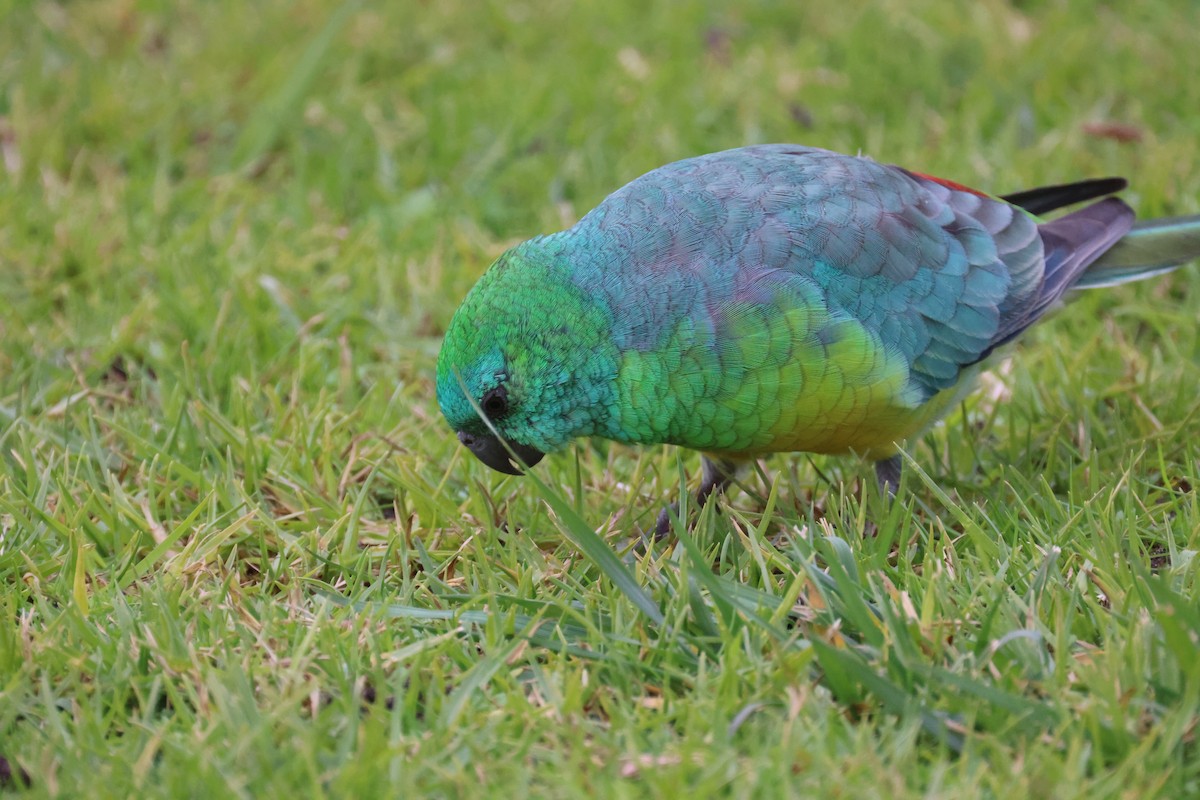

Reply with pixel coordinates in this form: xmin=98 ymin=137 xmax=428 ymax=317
xmin=435 ymin=145 xmax=1200 ymax=535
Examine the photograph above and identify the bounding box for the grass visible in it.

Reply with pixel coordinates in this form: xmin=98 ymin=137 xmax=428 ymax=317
xmin=1 ymin=0 xmax=1199 ymax=795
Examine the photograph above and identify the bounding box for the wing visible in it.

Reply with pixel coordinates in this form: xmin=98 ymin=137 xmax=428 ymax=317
xmin=562 ymin=145 xmax=1130 ymax=408
xmin=765 ymin=150 xmax=1047 ymax=400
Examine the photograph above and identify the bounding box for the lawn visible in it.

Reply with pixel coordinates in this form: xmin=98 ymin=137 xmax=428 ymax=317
xmin=1 ymin=0 xmax=1199 ymax=796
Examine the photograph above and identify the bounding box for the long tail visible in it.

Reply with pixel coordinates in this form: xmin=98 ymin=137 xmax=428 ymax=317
xmin=1075 ymin=214 xmax=1200 ymax=288
xmin=1002 ymin=177 xmax=1128 ymax=215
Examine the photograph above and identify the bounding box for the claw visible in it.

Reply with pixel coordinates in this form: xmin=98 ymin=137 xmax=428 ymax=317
xmin=874 ymin=454 xmax=903 ymax=497
xmin=654 ymin=502 xmax=680 ymax=539
xmin=650 ymin=456 xmax=740 ymax=539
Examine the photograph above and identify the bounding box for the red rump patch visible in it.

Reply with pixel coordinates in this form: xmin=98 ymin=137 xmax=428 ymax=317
xmin=910 ymin=171 xmax=989 ymax=198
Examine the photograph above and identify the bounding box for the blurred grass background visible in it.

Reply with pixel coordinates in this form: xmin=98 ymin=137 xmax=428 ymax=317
xmin=1 ymin=0 xmax=1198 ymax=796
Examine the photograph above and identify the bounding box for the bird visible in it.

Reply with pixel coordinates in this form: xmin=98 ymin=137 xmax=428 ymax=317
xmin=436 ymin=145 xmax=1200 ymax=535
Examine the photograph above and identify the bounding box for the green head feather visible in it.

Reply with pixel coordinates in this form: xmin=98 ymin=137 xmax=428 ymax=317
xmin=436 ymin=242 xmax=619 ymax=456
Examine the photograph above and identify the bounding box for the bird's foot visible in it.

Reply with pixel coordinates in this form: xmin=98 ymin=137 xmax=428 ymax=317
xmin=653 ymin=502 xmax=680 ymax=539
xmin=649 ymin=456 xmax=740 ymax=540
xmin=874 ymin=454 xmax=903 ymax=498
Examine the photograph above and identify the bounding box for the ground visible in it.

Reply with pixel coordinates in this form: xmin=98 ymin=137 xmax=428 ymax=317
xmin=1 ymin=0 xmax=1198 ymax=796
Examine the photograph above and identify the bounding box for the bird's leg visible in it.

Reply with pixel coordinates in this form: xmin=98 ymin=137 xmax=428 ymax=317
xmin=874 ymin=454 xmax=903 ymax=498
xmin=654 ymin=456 xmax=739 ymax=538
xmin=698 ymin=456 xmax=738 ymax=506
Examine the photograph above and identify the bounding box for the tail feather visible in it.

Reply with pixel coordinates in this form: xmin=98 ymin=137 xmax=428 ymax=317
xmin=1002 ymin=177 xmax=1128 ymax=215
xmin=1076 ymin=214 xmax=1200 ymax=288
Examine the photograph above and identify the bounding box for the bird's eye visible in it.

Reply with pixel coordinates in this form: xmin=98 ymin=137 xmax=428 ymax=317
xmin=481 ymin=386 xmax=509 ymax=419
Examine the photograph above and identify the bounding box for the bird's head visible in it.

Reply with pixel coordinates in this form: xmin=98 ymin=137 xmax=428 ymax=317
xmin=435 ymin=243 xmax=617 ymax=475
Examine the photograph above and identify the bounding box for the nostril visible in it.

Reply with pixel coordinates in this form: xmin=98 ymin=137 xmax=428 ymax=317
xmin=457 ymin=431 xmax=476 ymax=448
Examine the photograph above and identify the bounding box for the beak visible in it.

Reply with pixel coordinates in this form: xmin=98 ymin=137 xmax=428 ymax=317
xmin=457 ymin=430 xmax=545 ymax=475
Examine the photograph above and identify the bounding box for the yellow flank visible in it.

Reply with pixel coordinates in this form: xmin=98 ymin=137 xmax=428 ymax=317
xmin=760 ymin=311 xmax=982 ymax=458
